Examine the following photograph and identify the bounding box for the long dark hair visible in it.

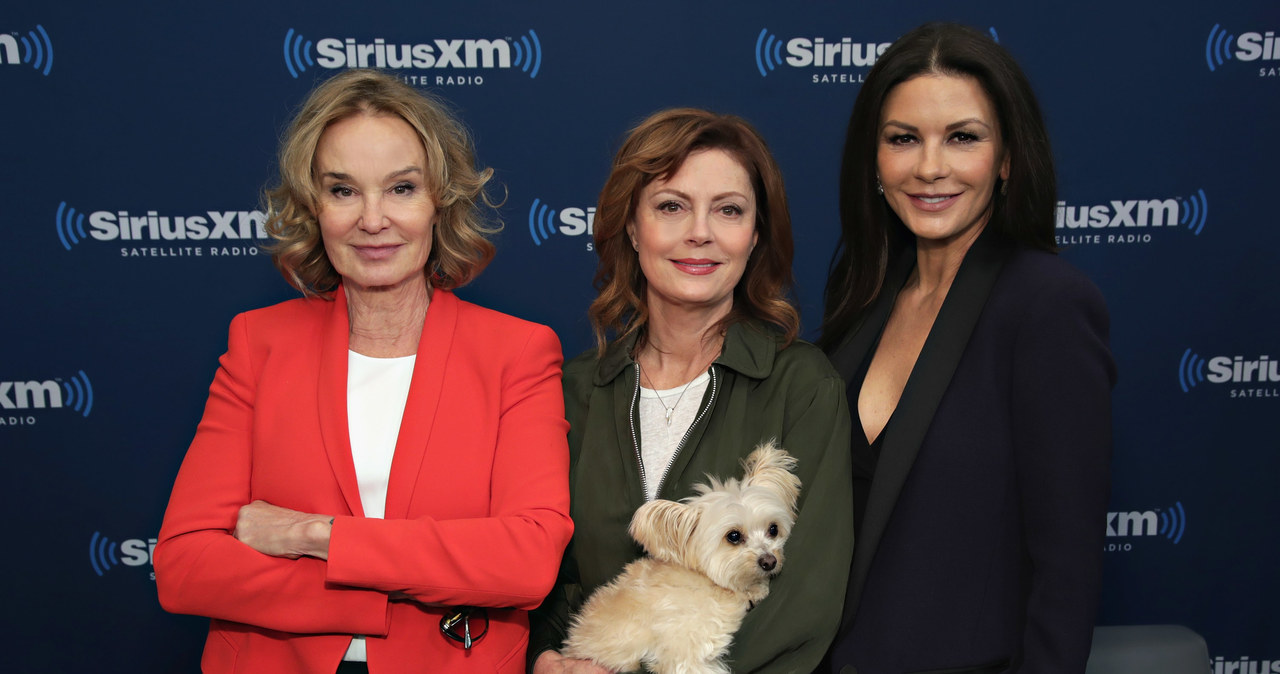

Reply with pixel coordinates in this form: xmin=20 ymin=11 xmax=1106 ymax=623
xmin=818 ymin=22 xmax=1057 ymax=350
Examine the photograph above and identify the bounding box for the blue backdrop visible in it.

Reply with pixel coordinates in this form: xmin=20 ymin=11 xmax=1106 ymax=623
xmin=2 ymin=1 xmax=1276 ymax=671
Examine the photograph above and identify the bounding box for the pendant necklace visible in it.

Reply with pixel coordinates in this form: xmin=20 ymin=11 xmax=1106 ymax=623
xmin=638 ymin=356 xmax=713 ymax=426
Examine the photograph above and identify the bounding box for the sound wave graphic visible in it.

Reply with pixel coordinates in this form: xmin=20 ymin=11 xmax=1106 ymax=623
xmin=283 ymin=28 xmax=314 ymax=79
xmin=1159 ymin=501 xmax=1187 ymax=544
xmin=1180 ymin=189 xmax=1208 ymax=235
xmin=755 ymin=29 xmax=784 ymax=77
xmin=61 ymin=370 xmax=94 ymax=417
xmin=16 ymin=24 xmax=54 ymax=76
xmin=55 ymin=201 xmax=89 ymax=251
xmin=511 ymin=29 xmax=542 ymax=78
xmin=528 ymin=198 xmax=557 ymax=246
xmin=1178 ymin=348 xmax=1207 ymax=393
xmin=89 ymin=531 xmax=119 ymax=576
xmin=1205 ymin=24 xmax=1235 ymax=71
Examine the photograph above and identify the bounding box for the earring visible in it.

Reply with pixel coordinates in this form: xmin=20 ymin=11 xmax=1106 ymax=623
xmin=1000 ymin=180 xmax=1008 ymax=196
xmin=875 ymin=180 xmax=884 ymax=195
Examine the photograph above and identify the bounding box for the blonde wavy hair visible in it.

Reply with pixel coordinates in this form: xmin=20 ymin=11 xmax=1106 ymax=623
xmin=589 ymin=108 xmax=799 ymax=355
xmin=265 ymin=69 xmax=499 ymax=295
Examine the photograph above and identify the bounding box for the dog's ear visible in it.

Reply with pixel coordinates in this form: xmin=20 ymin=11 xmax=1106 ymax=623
xmin=742 ymin=440 xmax=802 ymax=514
xmin=629 ymin=499 xmax=699 ymax=567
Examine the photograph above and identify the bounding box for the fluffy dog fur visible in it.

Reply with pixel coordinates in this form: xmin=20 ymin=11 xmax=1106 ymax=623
xmin=562 ymin=441 xmax=801 ymax=674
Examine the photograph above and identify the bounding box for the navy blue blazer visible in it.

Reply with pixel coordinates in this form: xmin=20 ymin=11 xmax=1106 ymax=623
xmin=824 ymin=231 xmax=1115 ymax=674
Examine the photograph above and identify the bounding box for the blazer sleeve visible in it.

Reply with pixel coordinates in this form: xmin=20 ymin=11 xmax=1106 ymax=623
xmin=526 ymin=354 xmax=594 ymax=668
xmin=154 ymin=313 xmax=391 ymax=636
xmin=730 ymin=372 xmax=855 ymax=673
xmin=1011 ymin=272 xmax=1115 ymax=672
xmin=324 ymin=324 xmax=574 ymax=610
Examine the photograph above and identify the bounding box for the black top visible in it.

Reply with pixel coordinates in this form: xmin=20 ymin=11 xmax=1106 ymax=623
xmin=848 ymin=334 xmax=886 ymax=536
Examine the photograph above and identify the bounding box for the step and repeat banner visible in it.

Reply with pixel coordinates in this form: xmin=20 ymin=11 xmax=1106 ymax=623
xmin=2 ymin=1 xmax=1276 ymax=671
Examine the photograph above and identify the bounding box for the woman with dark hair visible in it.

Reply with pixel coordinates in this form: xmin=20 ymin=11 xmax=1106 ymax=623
xmin=530 ymin=108 xmax=853 ymax=673
xmin=820 ymin=23 xmax=1115 ymax=674
xmin=155 ymin=69 xmax=572 ymax=673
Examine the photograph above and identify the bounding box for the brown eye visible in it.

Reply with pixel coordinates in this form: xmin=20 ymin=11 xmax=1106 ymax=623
xmin=726 ymin=530 xmax=742 ymax=545
xmin=767 ymin=523 xmax=778 ymax=538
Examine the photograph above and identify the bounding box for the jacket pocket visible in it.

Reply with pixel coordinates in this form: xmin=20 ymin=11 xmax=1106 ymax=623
xmin=495 ymin=629 xmax=530 ymax=673
xmin=201 ymin=628 xmax=240 ymax=672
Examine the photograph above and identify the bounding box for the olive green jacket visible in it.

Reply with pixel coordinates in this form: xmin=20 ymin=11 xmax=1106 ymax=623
xmin=529 ymin=322 xmax=854 ymax=673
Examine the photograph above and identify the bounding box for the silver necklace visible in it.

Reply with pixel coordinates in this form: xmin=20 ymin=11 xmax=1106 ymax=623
xmin=638 ymin=362 xmax=702 ymax=426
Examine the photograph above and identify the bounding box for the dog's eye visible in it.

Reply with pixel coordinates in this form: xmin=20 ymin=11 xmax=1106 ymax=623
xmin=767 ymin=523 xmax=779 ymax=538
xmin=725 ymin=530 xmax=742 ymax=545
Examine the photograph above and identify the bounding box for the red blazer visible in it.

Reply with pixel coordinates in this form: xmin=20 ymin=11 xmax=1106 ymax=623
xmin=156 ymin=287 xmax=573 ymax=674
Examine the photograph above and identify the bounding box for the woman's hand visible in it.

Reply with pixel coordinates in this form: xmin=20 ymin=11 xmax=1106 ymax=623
xmin=532 ymin=650 xmax=615 ymax=674
xmin=233 ymin=500 xmax=332 ymax=560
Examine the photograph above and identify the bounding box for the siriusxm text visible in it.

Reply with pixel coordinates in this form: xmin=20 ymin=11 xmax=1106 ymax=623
xmin=0 ymin=380 xmax=61 ymax=410
xmin=1213 ymin=655 xmax=1280 ymax=674
xmin=117 ymin=538 xmax=156 ymax=567
xmin=89 ymin=210 xmax=266 ymax=241
xmin=1236 ymin=31 xmax=1279 ymax=61
xmin=1207 ymin=355 xmax=1280 ymax=384
xmin=1106 ymin=510 xmax=1160 ymax=537
xmin=1055 ymin=199 xmax=1178 ymax=229
xmin=558 ymin=207 xmax=595 ymax=236
xmin=316 ymin=38 xmax=511 ymax=70
xmin=785 ymin=38 xmax=891 ymax=68
xmin=0 ymin=35 xmax=17 ymax=63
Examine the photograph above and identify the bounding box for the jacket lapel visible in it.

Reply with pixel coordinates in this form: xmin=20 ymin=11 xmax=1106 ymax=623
xmin=595 ymin=333 xmax=651 ymax=507
xmin=317 ymin=286 xmax=365 ymax=517
xmin=845 ymin=230 xmax=1013 ymax=611
xmin=383 ymin=288 xmax=456 ymax=520
xmin=829 ymin=251 xmax=915 ymax=386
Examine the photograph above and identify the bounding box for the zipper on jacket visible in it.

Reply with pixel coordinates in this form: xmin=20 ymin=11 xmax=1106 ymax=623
xmin=630 ymin=363 xmax=719 ymax=502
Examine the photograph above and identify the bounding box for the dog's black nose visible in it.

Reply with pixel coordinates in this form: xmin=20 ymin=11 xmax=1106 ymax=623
xmin=758 ymin=553 xmax=777 ymax=572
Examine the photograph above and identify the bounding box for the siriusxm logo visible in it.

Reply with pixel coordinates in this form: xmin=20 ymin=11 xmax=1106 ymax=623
xmin=754 ymin=28 xmax=892 ymax=78
xmin=89 ymin=531 xmax=155 ymax=579
xmin=56 ymin=202 xmax=267 ymax=254
xmin=1054 ymin=189 xmax=1208 ymax=245
xmin=1206 ymin=24 xmax=1279 ymax=72
xmin=1213 ymin=655 xmax=1280 ymax=674
xmin=1106 ymin=501 xmax=1186 ymax=545
xmin=282 ymin=28 xmax=542 ymax=79
xmin=0 ymin=370 xmax=93 ymax=417
xmin=0 ymin=24 xmax=54 ymax=76
xmin=529 ymin=198 xmax=595 ymax=250
xmin=754 ymin=27 xmax=998 ymax=80
xmin=1179 ymin=349 xmax=1279 ymax=396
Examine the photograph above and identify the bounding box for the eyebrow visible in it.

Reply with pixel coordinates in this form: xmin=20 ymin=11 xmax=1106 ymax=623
xmin=650 ymin=187 xmax=752 ymax=202
xmin=320 ymin=166 xmax=424 ymax=182
xmin=881 ymin=118 xmax=993 ymax=133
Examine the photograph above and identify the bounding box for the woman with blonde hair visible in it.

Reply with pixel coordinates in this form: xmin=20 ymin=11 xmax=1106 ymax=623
xmin=156 ymin=69 xmax=572 ymax=673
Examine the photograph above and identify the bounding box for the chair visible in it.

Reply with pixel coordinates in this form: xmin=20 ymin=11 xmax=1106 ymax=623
xmin=1085 ymin=625 xmax=1209 ymax=674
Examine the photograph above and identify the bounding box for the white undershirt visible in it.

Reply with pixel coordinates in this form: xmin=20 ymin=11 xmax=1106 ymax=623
xmin=638 ymin=371 xmax=710 ymax=501
xmin=343 ymin=350 xmax=415 ymax=662
xmin=347 ymin=350 xmax=415 ymax=518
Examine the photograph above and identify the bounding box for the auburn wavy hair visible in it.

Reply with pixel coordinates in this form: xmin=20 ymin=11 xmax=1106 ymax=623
xmin=264 ymin=69 xmax=499 ymax=296
xmin=589 ymin=108 xmax=799 ymax=355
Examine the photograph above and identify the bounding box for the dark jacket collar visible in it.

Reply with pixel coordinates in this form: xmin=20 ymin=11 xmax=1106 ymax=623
xmin=593 ymin=320 xmax=781 ymax=386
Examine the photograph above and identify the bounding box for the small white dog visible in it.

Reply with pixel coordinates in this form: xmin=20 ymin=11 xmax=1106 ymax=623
xmin=562 ymin=441 xmax=801 ymax=674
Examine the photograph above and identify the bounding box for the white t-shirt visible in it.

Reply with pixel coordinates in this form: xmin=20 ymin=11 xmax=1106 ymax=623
xmin=637 ymin=371 xmax=710 ymax=501
xmin=343 ymin=349 xmax=415 ymax=661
